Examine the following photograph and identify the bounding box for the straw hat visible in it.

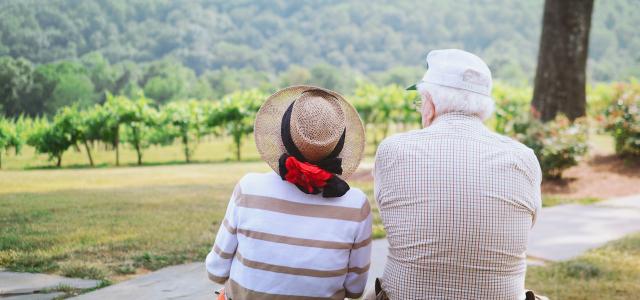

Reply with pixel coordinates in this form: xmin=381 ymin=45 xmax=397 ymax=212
xmin=254 ymin=85 xmax=365 ymax=179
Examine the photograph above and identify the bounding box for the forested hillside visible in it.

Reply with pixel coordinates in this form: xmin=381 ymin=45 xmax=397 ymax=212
xmin=0 ymin=0 xmax=638 ymax=82
xmin=0 ymin=0 xmax=638 ymax=117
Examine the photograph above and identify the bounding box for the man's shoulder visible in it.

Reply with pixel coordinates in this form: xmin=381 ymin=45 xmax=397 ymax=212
xmin=485 ymin=131 xmax=541 ymax=180
xmin=484 ymin=130 xmax=534 ymax=154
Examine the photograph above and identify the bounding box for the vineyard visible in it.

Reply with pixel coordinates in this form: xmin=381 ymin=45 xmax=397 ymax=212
xmin=0 ymin=81 xmax=639 ymax=178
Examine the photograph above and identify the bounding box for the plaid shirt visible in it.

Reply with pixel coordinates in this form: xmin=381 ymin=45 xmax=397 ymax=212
xmin=374 ymin=113 xmax=541 ymax=299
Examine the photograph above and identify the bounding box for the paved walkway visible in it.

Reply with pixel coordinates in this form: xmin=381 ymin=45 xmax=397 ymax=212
xmin=0 ymin=271 xmax=100 ymax=300
xmin=4 ymin=195 xmax=637 ymax=300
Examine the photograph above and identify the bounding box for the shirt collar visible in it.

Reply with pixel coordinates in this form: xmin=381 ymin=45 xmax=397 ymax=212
xmin=431 ymin=112 xmax=483 ymax=125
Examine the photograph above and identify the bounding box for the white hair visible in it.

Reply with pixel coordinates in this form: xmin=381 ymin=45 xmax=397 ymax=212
xmin=417 ymin=82 xmax=495 ymax=121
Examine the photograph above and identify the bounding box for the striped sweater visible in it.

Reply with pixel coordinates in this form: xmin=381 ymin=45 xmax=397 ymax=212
xmin=205 ymin=172 xmax=372 ymax=299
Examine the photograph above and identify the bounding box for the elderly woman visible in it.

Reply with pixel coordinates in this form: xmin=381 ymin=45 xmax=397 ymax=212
xmin=206 ymin=86 xmax=372 ymax=299
xmin=371 ymin=49 xmax=545 ymax=299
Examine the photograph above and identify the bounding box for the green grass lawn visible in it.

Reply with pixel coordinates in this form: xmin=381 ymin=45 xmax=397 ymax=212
xmin=526 ymin=232 xmax=640 ymax=300
xmin=0 ymin=161 xmax=381 ymax=283
xmin=2 ymin=130 xmax=636 ymax=298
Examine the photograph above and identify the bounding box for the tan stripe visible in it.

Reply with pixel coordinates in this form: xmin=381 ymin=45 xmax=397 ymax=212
xmin=237 ymin=228 xmax=353 ymax=249
xmin=213 ymin=244 xmax=234 ymax=259
xmin=236 ymin=252 xmax=347 ymax=278
xmin=361 ymin=200 xmax=372 ymax=220
xmin=222 ymin=219 xmax=237 ymax=234
xmin=207 ymin=272 xmax=228 ymax=284
xmin=236 ymin=194 xmax=369 ymax=222
xmin=352 ymin=236 xmax=372 ymax=249
xmin=228 ymin=279 xmax=345 ymax=300
xmin=348 ymin=263 xmax=370 ymax=274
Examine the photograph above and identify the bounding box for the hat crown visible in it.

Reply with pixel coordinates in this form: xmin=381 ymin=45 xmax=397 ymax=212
xmin=290 ymin=90 xmax=346 ymax=162
xmin=422 ymin=49 xmax=492 ymax=96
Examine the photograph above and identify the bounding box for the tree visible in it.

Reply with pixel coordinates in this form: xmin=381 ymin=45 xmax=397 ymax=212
xmin=352 ymin=83 xmax=409 ymax=147
xmin=162 ymin=100 xmax=207 ymax=163
xmin=54 ymin=105 xmax=96 ymax=167
xmin=99 ymin=94 xmax=129 ymax=166
xmin=209 ymin=90 xmax=264 ymax=161
xmin=119 ymin=95 xmax=157 ymax=165
xmin=532 ymin=0 xmax=594 ymax=121
xmin=0 ymin=57 xmax=34 ymax=117
xmin=0 ymin=117 xmax=23 ymax=169
xmin=26 ymin=117 xmax=73 ymax=167
xmin=141 ymin=60 xmax=196 ymax=104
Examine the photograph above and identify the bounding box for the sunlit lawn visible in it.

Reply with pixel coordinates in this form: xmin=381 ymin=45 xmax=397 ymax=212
xmin=0 ymin=162 xmax=264 ymax=282
xmin=1 ymin=128 xmax=637 ymax=298
xmin=526 ymin=232 xmax=640 ymax=300
xmin=0 ymin=159 xmax=382 ymax=284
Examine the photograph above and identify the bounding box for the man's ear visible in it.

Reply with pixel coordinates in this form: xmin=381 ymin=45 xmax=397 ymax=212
xmin=421 ymin=93 xmax=436 ymax=127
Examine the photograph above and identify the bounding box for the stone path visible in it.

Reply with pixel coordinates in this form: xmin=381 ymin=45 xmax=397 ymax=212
xmin=527 ymin=194 xmax=640 ymax=261
xmin=4 ymin=195 xmax=638 ymax=300
xmin=0 ymin=271 xmax=100 ymax=300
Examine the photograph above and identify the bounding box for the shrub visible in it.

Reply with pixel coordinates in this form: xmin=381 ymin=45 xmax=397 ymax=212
xmin=0 ymin=117 xmax=23 ymax=169
xmin=601 ymin=81 xmax=640 ymax=157
xmin=499 ymin=110 xmax=588 ymax=179
xmin=524 ymin=115 xmax=588 ymax=179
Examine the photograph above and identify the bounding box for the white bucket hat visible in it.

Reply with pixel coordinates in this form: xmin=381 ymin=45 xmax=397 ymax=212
xmin=407 ymin=49 xmax=492 ymax=96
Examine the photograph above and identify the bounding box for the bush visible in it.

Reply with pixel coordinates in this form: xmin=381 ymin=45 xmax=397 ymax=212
xmin=498 ymin=108 xmax=589 ymax=179
xmin=523 ymin=115 xmax=588 ymax=179
xmin=601 ymin=81 xmax=640 ymax=157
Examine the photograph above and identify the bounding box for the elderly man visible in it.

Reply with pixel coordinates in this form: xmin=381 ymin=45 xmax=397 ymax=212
xmin=372 ymin=49 xmax=543 ymax=299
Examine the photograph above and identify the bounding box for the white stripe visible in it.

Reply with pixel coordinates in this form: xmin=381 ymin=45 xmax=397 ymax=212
xmin=347 ymin=245 xmax=371 ymax=269
xmin=343 ymin=272 xmax=367 ymax=295
xmin=214 ymin=228 xmax=237 ymax=254
xmin=237 ymin=235 xmax=350 ymax=271
xmin=230 ymin=257 xmax=344 ymax=297
xmin=236 ymin=207 xmax=360 ymax=243
xmin=205 ymin=251 xmax=231 ymax=277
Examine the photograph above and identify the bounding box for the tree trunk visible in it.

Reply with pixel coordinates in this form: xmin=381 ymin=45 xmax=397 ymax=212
xmin=532 ymin=0 xmax=594 ymax=121
xmin=83 ymin=141 xmax=94 ymax=167
xmin=115 ymin=129 xmax=120 ymax=166
xmin=0 ymin=151 xmax=3 ymax=169
xmin=183 ymin=135 xmax=190 ymax=163
xmin=133 ymin=128 xmax=142 ymax=165
xmin=235 ymin=134 xmax=242 ymax=161
xmin=136 ymin=146 xmax=142 ymax=165
xmin=236 ymin=138 xmax=242 ymax=161
xmin=56 ymin=155 xmax=62 ymax=167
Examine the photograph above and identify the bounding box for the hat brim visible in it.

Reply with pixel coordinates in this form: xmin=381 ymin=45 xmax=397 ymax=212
xmin=254 ymin=85 xmax=365 ymax=179
xmin=406 ymin=83 xmax=418 ymax=91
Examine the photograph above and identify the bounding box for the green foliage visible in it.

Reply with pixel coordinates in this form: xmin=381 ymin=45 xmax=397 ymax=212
xmin=602 ymin=81 xmax=640 ymax=157
xmin=26 ymin=118 xmax=73 ymax=167
xmin=492 ymin=82 xmax=589 ymax=179
xmin=0 ymin=116 xmax=23 ymax=168
xmin=0 ymin=57 xmax=35 ymax=116
xmin=161 ymin=100 xmax=208 ymax=162
xmin=210 ymin=90 xmax=265 ymax=161
xmin=142 ymin=60 xmax=197 ymax=104
xmin=352 ymin=83 xmax=418 ymax=147
xmin=118 ymin=95 xmax=159 ymax=165
xmin=492 ymin=82 xmax=533 ymax=134
xmin=0 ymin=0 xmax=637 ymax=84
xmin=504 ymin=113 xmax=589 ymax=179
